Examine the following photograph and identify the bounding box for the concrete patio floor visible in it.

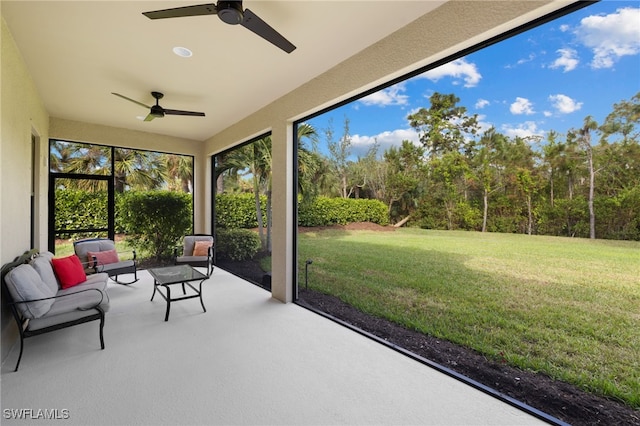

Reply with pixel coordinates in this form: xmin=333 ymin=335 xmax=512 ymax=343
xmin=1 ymin=267 xmax=557 ymax=425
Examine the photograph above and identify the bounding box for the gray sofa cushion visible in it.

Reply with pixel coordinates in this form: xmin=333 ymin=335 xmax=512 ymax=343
xmin=47 ymin=273 xmax=109 ymax=313
xmin=4 ymin=264 xmax=55 ymax=319
xmin=29 ymin=254 xmax=59 ymax=294
xmin=29 ymin=272 xmax=110 ymax=331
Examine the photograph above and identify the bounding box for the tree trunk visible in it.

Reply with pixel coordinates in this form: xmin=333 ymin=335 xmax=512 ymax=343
xmin=253 ymin=176 xmax=266 ymax=250
xmin=526 ymin=195 xmax=533 ymax=236
xmin=266 ymin=187 xmax=272 ymax=252
xmin=549 ymin=172 xmax=554 ymax=208
xmin=587 ymin=149 xmax=596 ymax=239
xmin=482 ymin=189 xmax=488 ymax=232
xmin=393 ymin=216 xmax=411 ymax=228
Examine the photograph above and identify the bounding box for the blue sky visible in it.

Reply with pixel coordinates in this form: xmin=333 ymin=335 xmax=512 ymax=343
xmin=304 ymin=1 xmax=640 ymax=159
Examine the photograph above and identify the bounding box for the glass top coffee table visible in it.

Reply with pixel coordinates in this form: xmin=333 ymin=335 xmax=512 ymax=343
xmin=147 ymin=265 xmax=208 ymax=321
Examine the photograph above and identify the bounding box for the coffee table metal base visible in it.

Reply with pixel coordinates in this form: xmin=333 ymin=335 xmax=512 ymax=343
xmin=148 ymin=265 xmax=208 ymax=321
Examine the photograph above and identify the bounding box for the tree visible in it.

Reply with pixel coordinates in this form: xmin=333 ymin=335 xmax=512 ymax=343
xmin=326 ymin=117 xmax=353 ymax=198
xmin=164 ymin=154 xmax=193 ymax=193
xmin=113 ymin=149 xmax=165 ymax=193
xmin=383 ymin=140 xmax=426 ymax=223
xmin=121 ymin=191 xmax=192 ymax=260
xmin=297 ymin=123 xmax=327 ymax=203
xmin=348 ymin=141 xmax=384 ymax=199
xmin=475 ymin=127 xmax=507 ymax=232
xmin=515 ymin=167 xmax=539 ymax=235
xmin=575 ymin=116 xmax=599 ymax=239
xmin=407 ymin=92 xmax=479 ymax=159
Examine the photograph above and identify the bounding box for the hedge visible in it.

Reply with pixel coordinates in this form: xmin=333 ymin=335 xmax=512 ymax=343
xmin=297 ymin=196 xmax=389 ymax=227
xmin=54 ymin=189 xmax=193 ymax=238
xmin=215 ymin=193 xmax=266 ymax=229
xmin=55 ymin=189 xmax=390 ymax=237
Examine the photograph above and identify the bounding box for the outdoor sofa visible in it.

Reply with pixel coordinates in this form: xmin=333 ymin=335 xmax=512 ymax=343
xmin=1 ymin=249 xmax=110 ymax=371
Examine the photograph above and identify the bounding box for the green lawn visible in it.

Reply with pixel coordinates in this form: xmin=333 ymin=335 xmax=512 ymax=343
xmin=297 ymin=228 xmax=640 ymax=408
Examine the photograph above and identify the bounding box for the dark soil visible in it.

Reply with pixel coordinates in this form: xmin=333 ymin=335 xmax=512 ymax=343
xmin=156 ymin=223 xmax=640 ymax=425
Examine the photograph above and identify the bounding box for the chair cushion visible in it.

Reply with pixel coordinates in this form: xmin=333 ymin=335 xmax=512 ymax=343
xmin=74 ymin=239 xmax=116 ymax=264
xmin=4 ymin=264 xmax=55 ymax=319
xmin=183 ymin=236 xmax=213 ymax=256
xmin=51 ymin=255 xmax=87 ymax=289
xmin=29 ymin=254 xmax=59 ymax=294
xmin=88 ymin=249 xmax=119 ymax=265
xmin=193 ymin=240 xmax=212 ymax=256
xmin=96 ymin=259 xmax=136 ymax=274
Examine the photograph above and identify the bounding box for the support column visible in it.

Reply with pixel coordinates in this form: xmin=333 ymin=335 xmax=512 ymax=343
xmin=269 ymin=122 xmax=294 ymax=303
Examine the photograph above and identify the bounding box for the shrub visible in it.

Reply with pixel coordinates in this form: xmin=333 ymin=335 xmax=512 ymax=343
xmin=120 ymin=191 xmax=192 ymax=260
xmin=215 ymin=193 xmax=267 ymax=228
xmin=298 ymin=196 xmax=388 ymax=226
xmin=215 ymin=228 xmax=261 ymax=261
xmin=54 ymin=189 xmax=109 ymax=238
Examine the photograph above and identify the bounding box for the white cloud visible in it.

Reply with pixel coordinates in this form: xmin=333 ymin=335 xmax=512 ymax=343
xmin=510 ymin=97 xmax=535 ymax=115
xmin=574 ymin=6 xmax=640 ymax=69
xmin=475 ymin=99 xmax=490 ymax=109
xmin=549 ymin=48 xmax=579 ymax=72
xmin=350 ymin=128 xmax=420 ymax=157
xmin=501 ymin=121 xmax=545 ymax=140
xmin=548 ymin=94 xmax=583 ymax=114
xmin=420 ymin=58 xmax=482 ymax=88
xmin=359 ymin=83 xmax=409 ymax=107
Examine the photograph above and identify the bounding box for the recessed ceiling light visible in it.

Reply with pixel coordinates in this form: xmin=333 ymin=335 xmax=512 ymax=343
xmin=173 ymin=46 xmax=192 ymax=58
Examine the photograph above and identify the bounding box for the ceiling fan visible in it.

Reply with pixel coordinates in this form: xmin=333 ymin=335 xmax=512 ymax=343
xmin=112 ymin=91 xmax=205 ymax=122
xmin=142 ymin=1 xmax=296 ymax=54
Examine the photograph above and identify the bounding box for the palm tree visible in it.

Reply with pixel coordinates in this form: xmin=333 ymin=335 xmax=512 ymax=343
xmin=113 ymin=148 xmax=165 ymax=192
xmin=164 ymin=154 xmax=193 ymax=193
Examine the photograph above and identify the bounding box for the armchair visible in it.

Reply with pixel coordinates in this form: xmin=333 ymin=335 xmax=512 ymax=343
xmin=174 ymin=234 xmax=214 ymax=276
xmin=74 ymin=238 xmax=138 ymax=285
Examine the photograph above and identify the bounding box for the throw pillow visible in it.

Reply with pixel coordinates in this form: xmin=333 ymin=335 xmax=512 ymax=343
xmin=87 ymin=249 xmax=119 ymax=266
xmin=193 ymin=240 xmax=212 ymax=256
xmin=51 ymin=255 xmax=87 ymax=289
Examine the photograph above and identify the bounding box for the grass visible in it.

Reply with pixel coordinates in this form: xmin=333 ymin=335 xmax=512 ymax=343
xmin=297 ymin=228 xmax=640 ymax=408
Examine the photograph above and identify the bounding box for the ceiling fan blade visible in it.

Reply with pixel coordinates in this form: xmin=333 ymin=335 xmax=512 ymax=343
xmin=143 ymin=114 xmax=156 ymax=122
xmin=143 ymin=3 xmax=218 ymax=20
xmin=241 ymin=8 xmax=296 ymax=53
xmin=112 ymin=92 xmax=151 ymax=109
xmin=164 ymin=109 xmax=206 ymax=117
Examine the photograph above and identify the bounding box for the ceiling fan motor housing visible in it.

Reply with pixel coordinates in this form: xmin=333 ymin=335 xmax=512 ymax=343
xmin=150 ymin=105 xmax=165 ymax=118
xmin=217 ymin=1 xmax=243 ymax=25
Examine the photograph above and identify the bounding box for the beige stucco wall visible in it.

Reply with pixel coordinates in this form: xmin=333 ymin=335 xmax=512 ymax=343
xmin=203 ymin=1 xmax=557 ymax=303
xmin=1 ymin=16 xmax=50 ymax=361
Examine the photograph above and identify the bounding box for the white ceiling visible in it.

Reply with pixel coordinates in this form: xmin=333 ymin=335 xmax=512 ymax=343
xmin=2 ymin=1 xmax=446 ymax=141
